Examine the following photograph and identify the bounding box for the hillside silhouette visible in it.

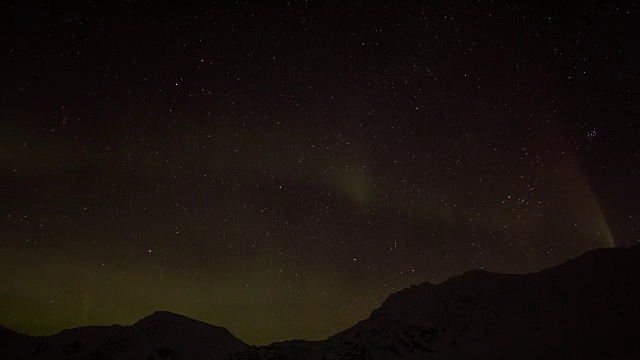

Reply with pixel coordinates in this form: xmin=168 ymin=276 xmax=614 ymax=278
xmin=3 ymin=245 xmax=639 ymax=359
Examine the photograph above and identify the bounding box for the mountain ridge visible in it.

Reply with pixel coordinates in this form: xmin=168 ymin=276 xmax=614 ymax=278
xmin=234 ymin=244 xmax=640 ymax=359
xmin=2 ymin=244 xmax=639 ymax=359
xmin=1 ymin=309 xmax=249 ymax=360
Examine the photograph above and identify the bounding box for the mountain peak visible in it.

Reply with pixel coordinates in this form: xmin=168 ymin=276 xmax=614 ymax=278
xmin=133 ymin=310 xmax=236 ymax=338
xmin=136 ymin=310 xmax=212 ymax=327
xmin=142 ymin=310 xmax=190 ymax=322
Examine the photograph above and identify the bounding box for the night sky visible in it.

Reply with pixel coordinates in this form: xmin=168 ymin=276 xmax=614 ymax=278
xmin=1 ymin=2 xmax=638 ymax=346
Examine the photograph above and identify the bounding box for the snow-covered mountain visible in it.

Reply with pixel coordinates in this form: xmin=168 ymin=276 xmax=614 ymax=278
xmin=0 ymin=311 xmax=248 ymax=359
xmin=3 ymin=245 xmax=639 ymax=359
xmin=234 ymin=245 xmax=640 ymax=359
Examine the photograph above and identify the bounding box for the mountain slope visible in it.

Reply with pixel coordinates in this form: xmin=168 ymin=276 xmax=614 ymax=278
xmin=236 ymin=245 xmax=640 ymax=359
xmin=0 ymin=311 xmax=248 ymax=360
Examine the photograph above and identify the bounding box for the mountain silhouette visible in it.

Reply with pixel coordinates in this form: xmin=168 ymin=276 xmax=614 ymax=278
xmin=1 ymin=311 xmax=248 ymax=359
xmin=3 ymin=245 xmax=639 ymax=359
xmin=234 ymin=245 xmax=640 ymax=359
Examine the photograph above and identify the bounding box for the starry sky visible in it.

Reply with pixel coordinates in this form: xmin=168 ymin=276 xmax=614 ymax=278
xmin=1 ymin=2 xmax=638 ymax=346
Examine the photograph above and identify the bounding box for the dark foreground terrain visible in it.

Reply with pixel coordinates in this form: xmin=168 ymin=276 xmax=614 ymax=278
xmin=3 ymin=244 xmax=639 ymax=359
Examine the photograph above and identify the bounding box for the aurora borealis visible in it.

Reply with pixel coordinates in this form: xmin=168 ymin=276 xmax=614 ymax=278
xmin=1 ymin=2 xmax=638 ymax=345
